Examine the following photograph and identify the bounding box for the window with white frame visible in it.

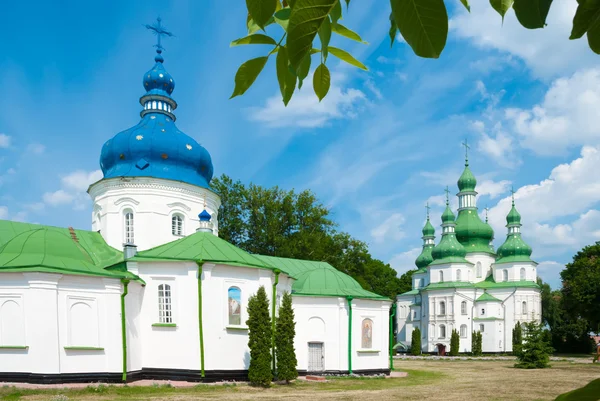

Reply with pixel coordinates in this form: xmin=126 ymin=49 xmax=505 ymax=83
xmin=171 ymin=214 xmax=184 ymax=236
xmin=456 ymin=269 xmax=462 ymax=282
xmin=413 ymin=311 xmax=417 ymax=319
xmin=439 ymin=324 xmax=446 ymax=338
xmin=439 ymin=271 xmax=444 ymax=283
xmin=461 ymin=301 xmax=467 ymax=315
xmin=460 ymin=324 xmax=467 ymax=338
xmin=502 ymin=269 xmax=509 ymax=282
xmin=520 ymin=268 xmax=526 ymax=281
xmin=124 ymin=210 xmax=134 ymax=244
xmin=522 ymin=301 xmax=527 ymax=315
xmin=439 ymin=301 xmax=446 ymax=316
xmin=481 ymin=308 xmax=485 ymax=315
xmin=158 ymin=284 xmax=173 ymax=323
xmin=476 ymin=262 xmax=482 ymax=278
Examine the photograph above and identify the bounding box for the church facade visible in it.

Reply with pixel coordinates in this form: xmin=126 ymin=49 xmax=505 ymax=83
xmin=0 ymin=30 xmax=391 ymax=383
xmin=396 ymin=159 xmax=541 ymax=354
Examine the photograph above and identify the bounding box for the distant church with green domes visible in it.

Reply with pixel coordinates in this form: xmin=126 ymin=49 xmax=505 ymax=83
xmin=396 ymin=153 xmax=541 ymax=354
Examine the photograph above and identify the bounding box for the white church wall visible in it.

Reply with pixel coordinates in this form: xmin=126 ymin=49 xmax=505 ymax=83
xmin=412 ymin=272 xmax=427 ymax=289
xmin=492 ymin=262 xmax=537 ymax=284
xmin=352 ymin=299 xmax=391 ymax=372
xmin=125 ymin=281 xmax=144 ymax=372
xmin=89 ymin=177 xmax=222 ymax=252
xmin=465 ymin=253 xmax=495 ymax=283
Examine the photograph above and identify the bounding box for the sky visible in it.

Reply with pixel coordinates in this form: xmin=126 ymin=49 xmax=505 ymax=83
xmin=1 ymin=1 xmax=599 ymax=290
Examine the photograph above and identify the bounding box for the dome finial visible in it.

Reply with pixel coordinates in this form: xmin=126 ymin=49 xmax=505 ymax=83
xmin=461 ymin=138 xmax=470 ymax=166
xmin=485 ymin=206 xmax=489 ymax=223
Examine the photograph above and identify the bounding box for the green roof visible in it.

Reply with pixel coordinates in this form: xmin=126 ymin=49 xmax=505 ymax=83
xmin=398 ymin=289 xmax=420 ymax=296
xmin=506 ymin=204 xmax=521 ymax=226
xmin=457 ymin=163 xmax=477 ymax=192
xmin=475 ymin=274 xmax=539 ymax=289
xmin=0 ymin=220 xmax=136 ymax=281
xmin=424 ymin=281 xmax=475 ymax=289
xmin=455 ymin=209 xmax=495 ymax=255
xmin=476 ymin=292 xmax=502 ymax=302
xmin=253 ymin=254 xmax=333 ymax=279
xmin=415 ymin=244 xmax=434 ymax=269
xmin=422 ymin=218 xmax=435 ymax=237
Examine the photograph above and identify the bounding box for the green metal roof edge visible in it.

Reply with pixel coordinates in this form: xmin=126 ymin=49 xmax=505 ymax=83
xmin=475 ymin=279 xmax=539 ymax=289
xmin=424 ymin=281 xmax=476 ymax=289
xmin=291 ymin=292 xmax=390 ymax=301
xmin=130 ymin=256 xmax=270 ymax=270
xmin=494 ymin=256 xmax=538 ymax=265
xmin=429 ymin=257 xmax=473 ymax=266
xmin=398 ymin=289 xmax=420 ymax=296
xmin=0 ymin=266 xmax=126 ymax=279
xmin=476 ymin=292 xmax=502 ymax=302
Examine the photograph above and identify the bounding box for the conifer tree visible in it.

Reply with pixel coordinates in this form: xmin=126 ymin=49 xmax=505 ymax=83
xmin=411 ymin=327 xmax=422 ymax=355
xmin=512 ymin=321 xmax=523 ymax=357
xmin=515 ymin=321 xmax=554 ymax=369
xmin=450 ymin=329 xmax=460 ymax=356
xmin=472 ymin=331 xmax=483 ymax=356
xmin=275 ymin=292 xmax=298 ymax=383
xmin=247 ymin=286 xmax=273 ymax=386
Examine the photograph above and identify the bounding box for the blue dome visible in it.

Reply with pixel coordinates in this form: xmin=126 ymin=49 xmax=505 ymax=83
xmin=199 ymin=209 xmax=212 ymax=221
xmin=99 ymin=49 xmax=214 ymax=188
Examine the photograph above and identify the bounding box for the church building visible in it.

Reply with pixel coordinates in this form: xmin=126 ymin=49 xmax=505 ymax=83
xmin=396 ymin=155 xmax=541 ymax=354
xmin=0 ymin=21 xmax=392 ymax=383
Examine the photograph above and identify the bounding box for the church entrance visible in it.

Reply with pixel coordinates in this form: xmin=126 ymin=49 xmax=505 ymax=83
xmin=308 ymin=342 xmax=324 ymax=372
xmin=436 ymin=343 xmax=446 ymax=356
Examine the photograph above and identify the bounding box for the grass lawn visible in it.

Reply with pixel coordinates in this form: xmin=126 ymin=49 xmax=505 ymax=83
xmin=0 ymin=360 xmax=598 ymax=401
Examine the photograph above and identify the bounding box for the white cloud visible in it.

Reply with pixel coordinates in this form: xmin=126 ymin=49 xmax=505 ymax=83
xmin=11 ymin=211 xmax=28 ymax=223
xmin=477 ymin=179 xmax=511 ymax=199
xmin=389 ymin=247 xmax=421 ymax=275
xmin=26 ymin=143 xmax=45 ymax=155
xmin=43 ymin=189 xmax=74 ymax=206
xmin=248 ymin=72 xmax=367 ymax=128
xmin=364 ymin=79 xmax=382 ymax=100
xmin=24 ymin=202 xmax=45 ymax=212
xmin=505 ymin=68 xmax=600 ymax=155
xmin=370 ymin=213 xmax=405 ymax=244
xmin=537 ymin=261 xmax=564 ymax=288
xmin=61 ymin=170 xmax=103 ymax=192
xmin=0 ymin=134 xmax=10 ymax=148
xmin=0 ymin=206 xmax=8 ymax=219
xmin=453 ymin=0 xmax=596 ymax=78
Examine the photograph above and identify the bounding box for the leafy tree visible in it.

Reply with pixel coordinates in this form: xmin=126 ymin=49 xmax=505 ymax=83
xmin=472 ymin=331 xmax=482 ymax=356
xmin=247 ymin=286 xmax=273 ymax=386
xmin=449 ymin=329 xmax=460 ymax=356
xmin=397 ymin=269 xmax=417 ymax=295
xmin=212 ymin=175 xmax=406 ymax=298
xmin=232 ymin=0 xmax=600 ymax=105
xmin=275 ymin=292 xmax=298 ymax=382
xmin=411 ymin=327 xmax=422 ymax=355
xmin=515 ymin=321 xmax=554 ymax=369
xmin=561 ymin=241 xmax=600 ymax=333
xmin=512 ymin=322 xmax=523 ymax=357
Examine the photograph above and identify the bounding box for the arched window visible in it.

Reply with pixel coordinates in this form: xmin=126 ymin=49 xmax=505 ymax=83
xmin=520 ymin=268 xmax=526 ymax=281
xmin=172 ymin=214 xmax=184 ymax=236
xmin=456 ymin=269 xmax=462 ymax=282
xmin=439 ymin=271 xmax=444 ymax=283
xmin=361 ymin=318 xmax=373 ymax=349
xmin=124 ymin=210 xmax=134 ymax=244
xmin=476 ymin=262 xmax=482 ymax=278
xmin=158 ymin=284 xmax=173 ymax=323
xmin=522 ymin=301 xmax=527 ymax=315
xmin=502 ymin=269 xmax=508 ymax=282
xmin=461 ymin=301 xmax=467 ymax=315
xmin=415 ymin=278 xmax=421 ymax=288
xmin=228 ymin=287 xmax=242 ymax=325
xmin=439 ymin=324 xmax=446 ymax=338
xmin=439 ymin=301 xmax=446 ymax=316
xmin=460 ymin=324 xmax=467 ymax=338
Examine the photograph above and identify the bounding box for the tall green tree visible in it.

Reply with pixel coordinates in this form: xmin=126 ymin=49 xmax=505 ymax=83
xmin=397 ymin=269 xmax=417 ymax=295
xmin=512 ymin=322 xmax=523 ymax=357
xmin=232 ymin=0 xmax=599 ymax=105
xmin=515 ymin=321 xmax=554 ymax=369
xmin=472 ymin=331 xmax=482 ymax=356
xmin=275 ymin=292 xmax=298 ymax=383
xmin=449 ymin=329 xmax=460 ymax=356
xmin=247 ymin=286 xmax=273 ymax=386
xmin=411 ymin=327 xmax=422 ymax=356
xmin=212 ymin=175 xmax=405 ymax=298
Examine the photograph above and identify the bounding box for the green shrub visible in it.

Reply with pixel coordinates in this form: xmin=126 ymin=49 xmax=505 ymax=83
xmin=411 ymin=327 xmax=422 ymax=355
xmin=275 ymin=292 xmax=298 ymax=383
xmin=472 ymin=331 xmax=482 ymax=356
xmin=450 ymin=329 xmax=460 ymax=356
xmin=247 ymin=286 xmax=273 ymax=386
xmin=512 ymin=321 xmax=523 ymax=357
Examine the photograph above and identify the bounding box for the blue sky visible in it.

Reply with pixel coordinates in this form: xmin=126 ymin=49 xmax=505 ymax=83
xmin=2 ymin=1 xmax=600 ymax=289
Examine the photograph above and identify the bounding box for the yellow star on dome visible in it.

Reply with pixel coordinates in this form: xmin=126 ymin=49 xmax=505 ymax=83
xmin=186 ymin=144 xmax=192 ymax=150
xmin=136 ymin=135 xmax=143 ymax=140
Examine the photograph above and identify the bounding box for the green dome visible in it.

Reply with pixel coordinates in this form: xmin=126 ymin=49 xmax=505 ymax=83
xmin=430 ymin=235 xmax=468 ymax=264
xmin=496 ymin=234 xmax=533 ymax=263
xmin=441 ymin=204 xmax=455 ymax=224
xmin=457 ymin=164 xmax=477 ymax=192
xmin=506 ymin=205 xmax=521 ymax=226
xmin=455 ymin=209 xmax=495 ymax=254
xmin=422 ymin=218 xmax=435 ymax=237
xmin=415 ymin=245 xmax=434 ymax=268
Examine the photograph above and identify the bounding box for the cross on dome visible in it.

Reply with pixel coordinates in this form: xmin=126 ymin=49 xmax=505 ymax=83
xmin=425 ymin=202 xmax=431 ymax=219
xmin=144 ymin=17 xmax=174 ymax=53
xmin=444 ymin=186 xmax=450 ymax=205
xmin=510 ymin=186 xmax=516 ymax=206
xmin=461 ymin=139 xmax=470 ymax=166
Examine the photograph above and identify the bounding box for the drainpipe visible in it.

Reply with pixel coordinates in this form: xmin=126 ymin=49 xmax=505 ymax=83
xmin=271 ymin=269 xmax=280 ymax=376
xmin=347 ymin=296 xmax=354 ymax=374
xmin=389 ymin=303 xmax=396 ymax=371
xmin=197 ymin=262 xmax=205 ymax=378
xmin=120 ymin=279 xmax=130 ymax=382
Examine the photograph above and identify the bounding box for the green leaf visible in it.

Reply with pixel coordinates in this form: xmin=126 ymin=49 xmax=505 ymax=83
xmin=231 ymin=34 xmax=278 ymax=47
xmin=570 ymin=2 xmax=600 ymax=39
xmin=274 ymin=8 xmax=291 ymax=32
xmin=247 ymin=15 xmax=275 ymax=34
xmin=332 ymin=23 xmax=367 ymax=43
xmin=390 ymin=0 xmax=449 ymax=58
xmin=588 ymin=11 xmax=600 ymax=53
xmin=460 ymin=0 xmax=471 ymax=12
xmin=512 ymin=0 xmax=553 ymax=29
xmin=276 ymin=47 xmax=297 ymax=105
xmin=287 ymin=0 xmax=338 ymax=70
xmin=389 ymin=13 xmax=398 ymax=47
xmin=490 ymin=0 xmax=513 ymax=20
xmin=246 ymin=0 xmax=278 ymax=29
xmin=331 ymin=0 xmax=342 ymax=25
xmin=313 ymin=63 xmax=331 ymax=101
xmin=230 ymin=56 xmax=269 ymax=99
xmin=328 ymin=46 xmax=367 ymax=70
xmin=297 ymin=53 xmax=312 ymax=89
xmin=318 ymin=16 xmax=332 ymax=60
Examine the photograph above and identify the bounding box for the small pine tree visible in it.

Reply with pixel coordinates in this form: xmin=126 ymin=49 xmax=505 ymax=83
xmin=512 ymin=321 xmax=523 ymax=357
xmin=472 ymin=331 xmax=483 ymax=356
xmin=450 ymin=329 xmax=460 ymax=356
xmin=515 ymin=321 xmax=554 ymax=369
xmin=275 ymin=292 xmax=298 ymax=383
xmin=247 ymin=286 xmax=273 ymax=386
xmin=411 ymin=327 xmax=422 ymax=355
